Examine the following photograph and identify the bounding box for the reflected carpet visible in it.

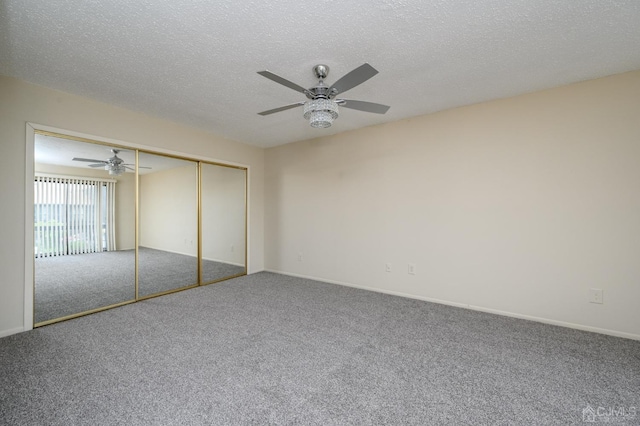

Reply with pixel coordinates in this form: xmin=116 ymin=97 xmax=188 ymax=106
xmin=34 ymin=247 xmax=244 ymax=323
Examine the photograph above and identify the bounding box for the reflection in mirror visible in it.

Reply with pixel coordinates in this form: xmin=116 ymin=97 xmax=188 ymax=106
xmin=138 ymin=153 xmax=198 ymax=297
xmin=33 ymin=134 xmax=136 ymax=324
xmin=201 ymin=163 xmax=246 ymax=283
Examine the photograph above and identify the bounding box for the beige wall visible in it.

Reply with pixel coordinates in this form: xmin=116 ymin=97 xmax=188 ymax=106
xmin=139 ymin=164 xmax=198 ymax=255
xmin=3 ymin=71 xmax=639 ymax=339
xmin=265 ymin=71 xmax=640 ymax=339
xmin=0 ymin=75 xmax=264 ymax=336
xmin=34 ymin=163 xmax=136 ymax=250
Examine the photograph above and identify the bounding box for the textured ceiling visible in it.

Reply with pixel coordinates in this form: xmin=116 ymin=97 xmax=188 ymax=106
xmin=2 ymin=1 xmax=640 ymax=148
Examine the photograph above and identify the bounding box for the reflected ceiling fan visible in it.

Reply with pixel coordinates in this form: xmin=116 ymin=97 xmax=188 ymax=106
xmin=72 ymin=149 xmax=150 ymax=176
xmin=257 ymin=63 xmax=390 ymax=128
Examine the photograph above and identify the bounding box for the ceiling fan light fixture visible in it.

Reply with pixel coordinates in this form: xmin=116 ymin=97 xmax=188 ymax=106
xmin=108 ymin=164 xmax=126 ymax=176
xmin=303 ymin=99 xmax=339 ymax=128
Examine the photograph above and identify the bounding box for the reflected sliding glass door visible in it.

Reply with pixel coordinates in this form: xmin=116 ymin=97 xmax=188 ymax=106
xmin=33 ymin=133 xmax=136 ymax=325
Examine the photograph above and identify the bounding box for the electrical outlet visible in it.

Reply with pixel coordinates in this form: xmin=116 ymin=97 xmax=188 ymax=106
xmin=589 ymin=288 xmax=603 ymax=304
xmin=385 ymin=263 xmax=392 ymax=272
xmin=297 ymin=253 xmax=303 ymax=262
xmin=230 ymin=245 xmax=235 ymax=252
xmin=408 ymin=263 xmax=416 ymax=275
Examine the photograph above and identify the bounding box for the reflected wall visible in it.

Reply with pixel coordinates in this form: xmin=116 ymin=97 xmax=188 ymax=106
xmin=138 ymin=153 xmax=198 ymax=297
xmin=201 ymin=163 xmax=247 ymax=283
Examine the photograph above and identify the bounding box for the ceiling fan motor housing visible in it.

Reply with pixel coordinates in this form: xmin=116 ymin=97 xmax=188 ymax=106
xmin=313 ymin=64 xmax=329 ymax=80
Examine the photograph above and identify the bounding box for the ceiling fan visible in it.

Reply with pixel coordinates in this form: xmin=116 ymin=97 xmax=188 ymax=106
xmin=72 ymin=149 xmax=150 ymax=176
xmin=257 ymin=63 xmax=390 ymax=128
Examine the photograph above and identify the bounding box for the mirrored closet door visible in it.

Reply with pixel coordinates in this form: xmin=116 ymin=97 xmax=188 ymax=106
xmin=200 ymin=163 xmax=247 ymax=284
xmin=33 ymin=134 xmax=136 ymax=325
xmin=33 ymin=132 xmax=248 ymax=326
xmin=137 ymin=152 xmax=199 ymax=298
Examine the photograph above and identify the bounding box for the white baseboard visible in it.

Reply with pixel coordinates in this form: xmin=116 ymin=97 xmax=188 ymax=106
xmin=264 ymin=269 xmax=640 ymax=341
xmin=202 ymin=256 xmax=244 ymax=267
xmin=139 ymin=246 xmax=243 ymax=266
xmin=467 ymin=305 xmax=640 ymax=341
xmin=0 ymin=326 xmax=25 ymax=338
xmin=139 ymin=246 xmax=197 ymax=257
xmin=264 ymin=270 xmax=469 ymax=309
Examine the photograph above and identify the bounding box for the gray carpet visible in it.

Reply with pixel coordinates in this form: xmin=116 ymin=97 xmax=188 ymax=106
xmin=35 ymin=248 xmax=245 ymax=323
xmin=4 ymin=272 xmax=639 ymax=425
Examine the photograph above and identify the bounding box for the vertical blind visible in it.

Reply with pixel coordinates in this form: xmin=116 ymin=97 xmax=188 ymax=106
xmin=34 ymin=175 xmax=117 ymax=257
